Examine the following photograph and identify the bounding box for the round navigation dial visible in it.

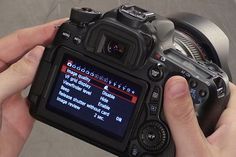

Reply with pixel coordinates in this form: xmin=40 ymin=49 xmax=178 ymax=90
xmin=138 ymin=121 xmax=169 ymax=152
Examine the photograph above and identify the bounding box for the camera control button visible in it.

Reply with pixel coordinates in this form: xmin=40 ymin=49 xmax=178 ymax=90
xmin=149 ymin=64 xmax=163 ymax=81
xmin=138 ymin=121 xmax=168 ymax=152
xmin=73 ymin=36 xmax=82 ymax=45
xmin=190 ymin=80 xmax=198 ymax=88
xmin=61 ymin=31 xmax=71 ymax=40
xmin=150 ymin=87 xmax=160 ymax=102
xmin=149 ymin=104 xmax=158 ymax=115
xmin=130 ymin=145 xmax=139 ymax=157
xmin=199 ymin=90 xmax=207 ymax=97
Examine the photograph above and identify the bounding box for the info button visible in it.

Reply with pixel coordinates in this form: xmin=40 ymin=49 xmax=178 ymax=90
xmin=73 ymin=36 xmax=82 ymax=45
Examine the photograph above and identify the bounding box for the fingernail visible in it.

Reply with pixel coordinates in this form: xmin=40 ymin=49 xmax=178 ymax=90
xmin=54 ymin=25 xmax=60 ymax=29
xmin=168 ymin=79 xmax=188 ymax=99
xmin=25 ymin=46 xmax=44 ymax=62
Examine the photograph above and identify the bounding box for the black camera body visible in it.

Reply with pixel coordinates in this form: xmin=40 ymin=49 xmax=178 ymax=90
xmin=29 ymin=5 xmax=230 ymax=157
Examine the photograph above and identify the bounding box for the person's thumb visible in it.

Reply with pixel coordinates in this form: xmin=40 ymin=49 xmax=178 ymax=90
xmin=163 ymin=76 xmax=209 ymax=156
xmin=0 ymin=46 xmax=44 ymax=103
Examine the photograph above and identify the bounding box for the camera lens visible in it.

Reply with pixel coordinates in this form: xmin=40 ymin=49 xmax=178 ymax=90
xmin=103 ymin=39 xmax=126 ymax=59
xmin=173 ymin=30 xmax=206 ymax=61
xmin=169 ymin=13 xmax=231 ymax=80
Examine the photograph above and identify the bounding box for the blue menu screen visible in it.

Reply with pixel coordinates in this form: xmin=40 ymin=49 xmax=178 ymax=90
xmin=47 ymin=54 xmax=142 ymax=139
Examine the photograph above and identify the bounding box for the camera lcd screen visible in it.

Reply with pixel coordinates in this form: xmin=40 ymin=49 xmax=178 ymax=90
xmin=47 ymin=54 xmax=142 ymax=139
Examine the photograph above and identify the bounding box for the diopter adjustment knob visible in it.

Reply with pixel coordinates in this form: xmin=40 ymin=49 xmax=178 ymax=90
xmin=70 ymin=7 xmax=102 ymax=26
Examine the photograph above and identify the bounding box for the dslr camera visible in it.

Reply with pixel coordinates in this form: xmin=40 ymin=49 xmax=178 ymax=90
xmin=29 ymin=5 xmax=231 ymax=157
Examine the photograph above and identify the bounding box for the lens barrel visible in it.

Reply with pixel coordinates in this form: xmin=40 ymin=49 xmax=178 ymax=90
xmin=169 ymin=13 xmax=231 ymax=80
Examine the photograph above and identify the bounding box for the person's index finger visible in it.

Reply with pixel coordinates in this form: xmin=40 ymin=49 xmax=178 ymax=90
xmin=0 ymin=18 xmax=68 ymax=65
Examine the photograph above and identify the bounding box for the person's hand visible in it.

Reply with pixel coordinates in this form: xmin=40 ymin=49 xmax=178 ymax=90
xmin=0 ymin=19 xmax=67 ymax=157
xmin=164 ymin=76 xmax=236 ymax=157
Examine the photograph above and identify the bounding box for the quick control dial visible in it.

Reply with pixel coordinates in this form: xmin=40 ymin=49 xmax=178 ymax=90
xmin=138 ymin=121 xmax=169 ymax=152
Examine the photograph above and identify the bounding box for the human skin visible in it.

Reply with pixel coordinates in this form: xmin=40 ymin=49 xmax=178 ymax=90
xmin=164 ymin=76 xmax=236 ymax=157
xmin=0 ymin=18 xmax=67 ymax=157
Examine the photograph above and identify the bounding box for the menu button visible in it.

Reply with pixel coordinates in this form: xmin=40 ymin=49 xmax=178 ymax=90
xmin=62 ymin=31 xmax=71 ymax=40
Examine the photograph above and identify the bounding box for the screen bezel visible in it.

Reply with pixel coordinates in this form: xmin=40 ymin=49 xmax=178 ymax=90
xmin=35 ymin=46 xmax=148 ymax=152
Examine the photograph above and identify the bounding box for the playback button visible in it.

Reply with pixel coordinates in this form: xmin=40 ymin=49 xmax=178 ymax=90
xmin=149 ymin=104 xmax=158 ymax=115
xmin=149 ymin=87 xmax=161 ymax=115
